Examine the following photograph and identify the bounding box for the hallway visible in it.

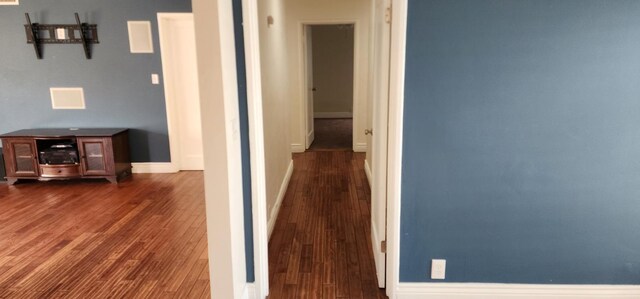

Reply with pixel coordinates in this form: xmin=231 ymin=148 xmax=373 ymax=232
xmin=267 ymin=151 xmax=386 ymax=299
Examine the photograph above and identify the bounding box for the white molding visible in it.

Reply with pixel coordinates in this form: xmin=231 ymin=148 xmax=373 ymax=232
xmin=314 ymin=112 xmax=353 ymax=118
xmin=268 ymin=160 xmax=294 ymax=239
xmin=131 ymin=162 xmax=178 ymax=174
xmin=291 ymin=143 xmax=306 ymax=153
xmin=354 ymin=142 xmax=367 ymax=152
xmin=386 ymin=0 xmax=409 ymax=298
xmin=241 ymin=0 xmax=270 ymax=297
xmin=395 ymin=283 xmax=640 ymax=299
xmin=364 ymin=159 xmax=372 ymax=186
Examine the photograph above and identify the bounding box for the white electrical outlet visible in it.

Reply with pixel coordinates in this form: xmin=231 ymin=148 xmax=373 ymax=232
xmin=151 ymin=74 xmax=160 ymax=85
xmin=431 ymin=259 xmax=446 ymax=279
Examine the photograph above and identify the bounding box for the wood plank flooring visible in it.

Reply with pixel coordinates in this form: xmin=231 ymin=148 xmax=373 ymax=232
xmin=0 ymin=172 xmax=210 ymax=299
xmin=268 ymin=151 xmax=387 ymax=299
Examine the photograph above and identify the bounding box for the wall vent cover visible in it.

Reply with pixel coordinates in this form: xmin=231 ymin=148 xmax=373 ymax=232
xmin=128 ymin=21 xmax=154 ymax=53
xmin=50 ymin=88 xmax=86 ymax=109
xmin=0 ymin=0 xmax=19 ymax=5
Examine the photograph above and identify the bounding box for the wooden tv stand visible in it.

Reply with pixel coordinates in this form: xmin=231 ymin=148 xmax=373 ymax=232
xmin=1 ymin=128 xmax=131 ymax=185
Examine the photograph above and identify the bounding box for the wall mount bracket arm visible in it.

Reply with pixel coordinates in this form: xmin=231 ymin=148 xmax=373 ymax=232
xmin=24 ymin=13 xmax=99 ymax=59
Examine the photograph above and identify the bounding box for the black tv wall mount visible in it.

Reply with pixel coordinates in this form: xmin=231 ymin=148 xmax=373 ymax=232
xmin=24 ymin=13 xmax=99 ymax=59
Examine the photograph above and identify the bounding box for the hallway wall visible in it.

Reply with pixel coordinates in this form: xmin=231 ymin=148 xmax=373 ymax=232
xmin=258 ymin=0 xmax=294 ymax=231
xmin=311 ymin=25 xmax=355 ymax=118
xmin=0 ymin=0 xmax=191 ymax=162
xmin=401 ymin=0 xmax=640 ymax=284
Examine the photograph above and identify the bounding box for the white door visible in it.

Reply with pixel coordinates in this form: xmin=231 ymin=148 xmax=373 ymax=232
xmin=304 ymin=25 xmax=315 ymax=149
xmin=159 ymin=14 xmax=204 ymax=170
xmin=371 ymin=0 xmax=392 ymax=288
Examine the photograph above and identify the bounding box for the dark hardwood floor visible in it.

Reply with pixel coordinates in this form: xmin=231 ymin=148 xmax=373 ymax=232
xmin=268 ymin=151 xmax=387 ymax=299
xmin=0 ymin=172 xmax=210 ymax=299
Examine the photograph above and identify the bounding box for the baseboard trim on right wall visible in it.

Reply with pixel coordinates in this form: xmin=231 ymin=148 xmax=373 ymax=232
xmin=395 ymin=283 xmax=640 ymax=299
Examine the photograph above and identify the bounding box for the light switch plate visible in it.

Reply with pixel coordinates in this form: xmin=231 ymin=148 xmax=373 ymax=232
xmin=151 ymin=74 xmax=160 ymax=85
xmin=431 ymin=259 xmax=446 ymax=280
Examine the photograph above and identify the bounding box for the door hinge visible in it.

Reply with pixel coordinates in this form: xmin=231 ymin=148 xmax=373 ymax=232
xmin=381 ymin=240 xmax=387 ymax=253
xmin=385 ymin=6 xmax=392 ymax=24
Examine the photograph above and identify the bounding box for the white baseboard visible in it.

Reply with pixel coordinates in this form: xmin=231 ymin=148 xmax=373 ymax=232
xmin=268 ymin=160 xmax=294 ymax=239
xmin=131 ymin=162 xmax=178 ymax=174
xmin=395 ymin=283 xmax=640 ymax=299
xmin=364 ymin=159 xmax=372 ymax=187
xmin=354 ymin=142 xmax=367 ymax=152
xmin=314 ymin=112 xmax=353 ymax=118
xmin=291 ymin=143 xmax=305 ymax=153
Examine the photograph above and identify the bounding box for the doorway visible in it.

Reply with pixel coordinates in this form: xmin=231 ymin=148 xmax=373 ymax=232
xmin=252 ymin=0 xmax=393 ymax=297
xmin=158 ymin=13 xmax=204 ymax=171
xmin=305 ymin=24 xmax=355 ymax=151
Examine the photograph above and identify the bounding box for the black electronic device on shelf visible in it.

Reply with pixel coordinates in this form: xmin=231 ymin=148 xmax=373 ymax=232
xmin=37 ymin=140 xmax=79 ymax=165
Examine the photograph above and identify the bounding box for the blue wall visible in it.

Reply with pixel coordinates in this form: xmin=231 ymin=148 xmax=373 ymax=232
xmin=401 ymin=0 xmax=640 ymax=284
xmin=231 ymin=0 xmax=255 ymax=283
xmin=0 ymin=0 xmax=191 ymax=162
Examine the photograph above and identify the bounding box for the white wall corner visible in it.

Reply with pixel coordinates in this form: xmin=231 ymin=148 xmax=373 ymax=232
xmin=314 ymin=112 xmax=354 ymax=118
xmin=291 ymin=143 xmax=306 ymax=153
xmin=131 ymin=162 xmax=179 ymax=174
xmin=268 ymin=160 xmax=294 ymax=238
xmin=364 ymin=159 xmax=372 ymax=186
xmin=354 ymin=142 xmax=368 ymax=152
xmin=395 ymin=283 xmax=640 ymax=299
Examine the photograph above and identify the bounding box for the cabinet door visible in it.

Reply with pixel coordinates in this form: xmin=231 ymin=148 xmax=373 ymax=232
xmin=78 ymin=137 xmax=114 ymax=176
xmin=3 ymin=138 xmax=39 ymax=177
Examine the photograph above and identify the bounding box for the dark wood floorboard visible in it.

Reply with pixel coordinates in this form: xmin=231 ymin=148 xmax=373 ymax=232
xmin=268 ymin=151 xmax=387 ymax=299
xmin=0 ymin=172 xmax=210 ymax=299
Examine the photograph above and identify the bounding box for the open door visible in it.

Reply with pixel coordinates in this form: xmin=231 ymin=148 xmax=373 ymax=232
xmin=304 ymin=25 xmax=315 ymax=149
xmin=370 ymin=0 xmax=392 ymax=288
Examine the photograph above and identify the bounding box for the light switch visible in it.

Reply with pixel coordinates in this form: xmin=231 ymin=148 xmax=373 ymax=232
xmin=151 ymin=74 xmax=160 ymax=85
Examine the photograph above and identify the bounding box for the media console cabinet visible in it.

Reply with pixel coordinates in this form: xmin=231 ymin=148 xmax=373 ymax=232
xmin=1 ymin=128 xmax=131 ymax=185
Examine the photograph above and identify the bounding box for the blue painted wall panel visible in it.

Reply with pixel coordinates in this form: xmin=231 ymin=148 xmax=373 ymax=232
xmin=231 ymin=0 xmax=255 ymax=283
xmin=401 ymin=0 xmax=640 ymax=284
xmin=0 ymin=1 xmax=191 ymax=162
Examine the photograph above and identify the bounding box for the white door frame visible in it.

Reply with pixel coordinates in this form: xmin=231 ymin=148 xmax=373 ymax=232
xmin=240 ymin=0 xmax=270 ymax=297
xmin=370 ymin=0 xmax=392 ymax=288
xmin=192 ymin=0 xmax=408 ymax=297
xmin=158 ymin=12 xmax=197 ymax=172
xmin=298 ymin=20 xmax=360 ymax=152
xmin=384 ymin=0 xmax=408 ymax=297
xmin=192 ymin=0 xmax=251 ymax=297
